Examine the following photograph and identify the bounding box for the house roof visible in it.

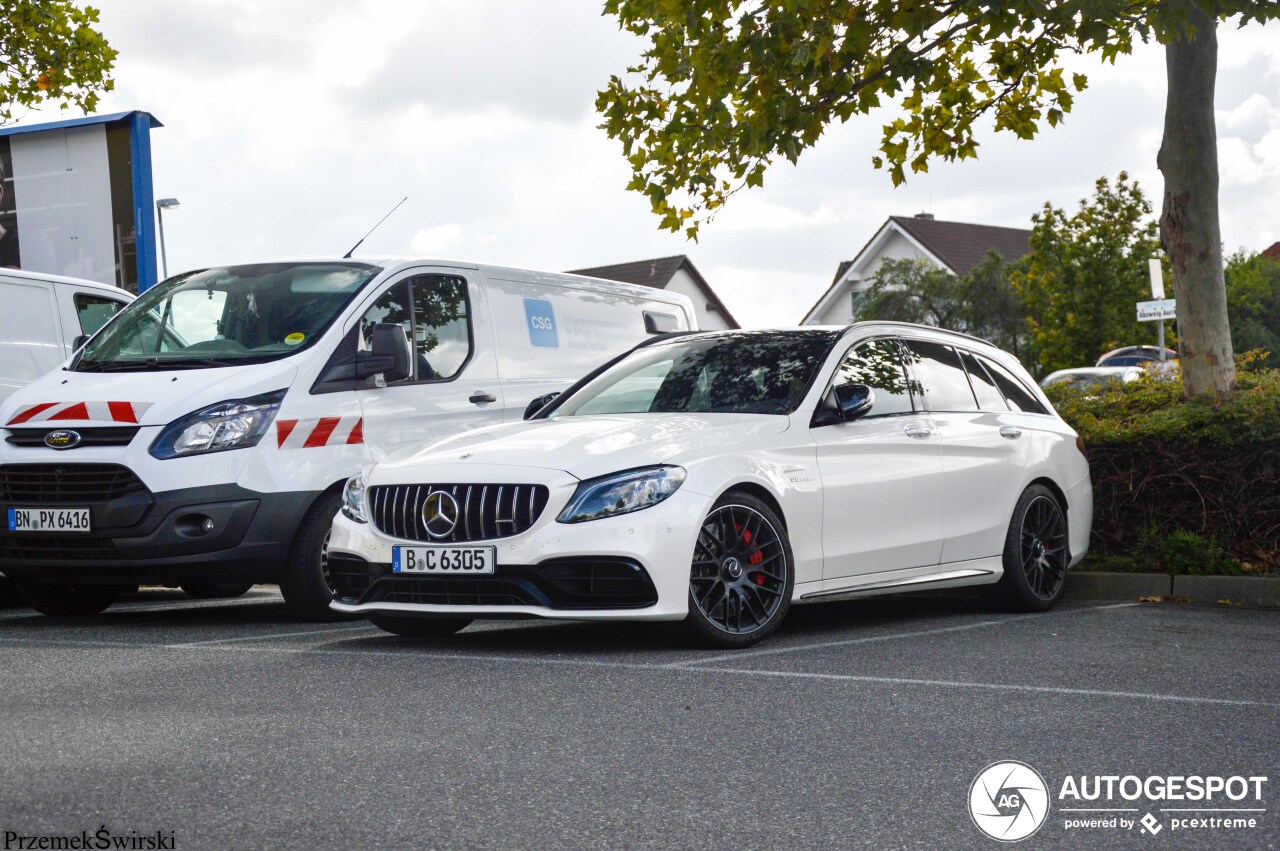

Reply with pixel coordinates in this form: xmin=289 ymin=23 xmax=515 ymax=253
xmin=1262 ymin=241 xmax=1280 ymax=261
xmin=801 ymin=214 xmax=1032 ymax=324
xmin=888 ymin=215 xmax=1031 ymax=276
xmin=568 ymin=254 xmax=740 ymax=328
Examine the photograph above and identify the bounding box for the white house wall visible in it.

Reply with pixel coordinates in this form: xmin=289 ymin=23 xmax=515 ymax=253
xmin=666 ymin=268 xmax=732 ymax=330
xmin=807 ymin=229 xmax=939 ymax=326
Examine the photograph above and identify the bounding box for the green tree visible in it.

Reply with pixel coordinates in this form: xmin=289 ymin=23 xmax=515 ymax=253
xmin=1224 ymin=250 xmax=1280 ymax=369
xmin=1013 ymin=172 xmax=1162 ymax=375
xmin=852 ymin=251 xmax=1029 ymax=357
xmin=1 ymin=1 xmax=116 ymax=124
xmin=598 ymin=0 xmax=1280 ymax=399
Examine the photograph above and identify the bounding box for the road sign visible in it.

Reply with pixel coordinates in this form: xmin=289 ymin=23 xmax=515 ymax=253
xmin=1137 ymin=299 xmax=1176 ymax=321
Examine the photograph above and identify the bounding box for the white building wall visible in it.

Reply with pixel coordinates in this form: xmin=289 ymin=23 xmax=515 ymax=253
xmin=807 ymin=229 xmax=939 ymax=326
xmin=665 ymin=268 xmax=733 ymax=330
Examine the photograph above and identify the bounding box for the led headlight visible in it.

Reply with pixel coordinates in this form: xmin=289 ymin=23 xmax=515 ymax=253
xmin=341 ymin=474 xmax=368 ymax=523
xmin=149 ymin=390 xmax=286 ymax=459
xmin=557 ymin=465 xmax=686 ymax=524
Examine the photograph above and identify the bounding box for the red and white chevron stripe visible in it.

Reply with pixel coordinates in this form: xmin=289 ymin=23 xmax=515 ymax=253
xmin=6 ymin=401 xmax=154 ymax=426
xmin=275 ymin=416 xmax=364 ymax=450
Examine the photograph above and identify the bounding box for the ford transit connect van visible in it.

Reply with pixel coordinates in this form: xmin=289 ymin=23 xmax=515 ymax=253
xmin=0 ymin=258 xmax=695 ymax=619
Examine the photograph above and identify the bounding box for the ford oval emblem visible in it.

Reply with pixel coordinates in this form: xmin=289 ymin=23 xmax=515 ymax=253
xmin=44 ymin=430 xmax=82 ymax=450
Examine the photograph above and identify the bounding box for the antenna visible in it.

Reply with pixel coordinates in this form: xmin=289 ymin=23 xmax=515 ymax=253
xmin=342 ymin=196 xmax=408 ymax=259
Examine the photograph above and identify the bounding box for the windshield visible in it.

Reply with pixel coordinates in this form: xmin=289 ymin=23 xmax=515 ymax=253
xmin=550 ymin=331 xmax=838 ymax=417
xmin=74 ymin=262 xmax=381 ymax=371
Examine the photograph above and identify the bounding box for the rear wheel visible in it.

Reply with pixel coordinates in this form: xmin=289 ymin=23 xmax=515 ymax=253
xmin=984 ymin=484 xmax=1069 ymax=612
xmin=15 ymin=580 xmax=123 ymax=617
xmin=181 ymin=582 xmax=255 ymax=600
xmin=684 ymin=492 xmax=794 ymax=648
xmin=369 ymin=613 xmax=472 ymax=639
xmin=278 ymin=491 xmax=352 ymax=622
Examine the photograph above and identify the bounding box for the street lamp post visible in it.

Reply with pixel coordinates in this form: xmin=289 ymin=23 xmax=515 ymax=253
xmin=156 ymin=197 xmax=181 ymax=279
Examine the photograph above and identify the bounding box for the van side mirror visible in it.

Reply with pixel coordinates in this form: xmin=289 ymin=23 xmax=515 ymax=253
xmin=356 ymin=323 xmax=412 ymax=383
xmin=834 ymin=382 xmax=875 ymax=422
xmin=523 ymin=392 xmax=561 ymax=420
xmin=71 ymin=335 xmax=89 ymax=352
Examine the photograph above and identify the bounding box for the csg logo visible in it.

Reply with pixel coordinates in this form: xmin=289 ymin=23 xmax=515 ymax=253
xmin=969 ymin=761 xmax=1051 ymax=842
xmin=523 ymin=297 xmax=559 ymax=348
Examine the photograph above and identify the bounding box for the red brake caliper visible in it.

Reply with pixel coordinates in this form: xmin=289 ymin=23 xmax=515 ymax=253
xmin=737 ymin=524 xmax=766 ymax=584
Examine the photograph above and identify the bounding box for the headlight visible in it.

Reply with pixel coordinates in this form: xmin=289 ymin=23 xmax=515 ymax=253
xmin=149 ymin=390 xmax=286 ymax=459
xmin=342 ymin=474 xmax=368 ymax=523
xmin=557 ymin=465 xmax=686 ymax=524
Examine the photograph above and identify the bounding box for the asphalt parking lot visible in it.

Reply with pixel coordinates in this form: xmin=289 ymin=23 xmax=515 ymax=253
xmin=1 ymin=588 xmax=1276 ymax=850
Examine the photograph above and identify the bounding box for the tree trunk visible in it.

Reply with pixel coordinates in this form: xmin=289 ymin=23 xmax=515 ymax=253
xmin=1157 ymin=5 xmax=1235 ymax=398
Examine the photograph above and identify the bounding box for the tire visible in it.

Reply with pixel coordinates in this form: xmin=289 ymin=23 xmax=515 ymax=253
xmin=15 ymin=579 xmax=123 ymax=617
xmin=369 ymin=613 xmax=472 ymax=639
xmin=983 ymin=484 xmax=1070 ymax=612
xmin=181 ymin=582 xmax=254 ymax=600
xmin=278 ymin=490 xmax=352 ymax=622
xmin=684 ymin=491 xmax=795 ymax=648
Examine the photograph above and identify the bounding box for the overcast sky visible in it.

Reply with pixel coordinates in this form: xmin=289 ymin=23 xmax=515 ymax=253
xmin=34 ymin=1 xmax=1280 ymax=326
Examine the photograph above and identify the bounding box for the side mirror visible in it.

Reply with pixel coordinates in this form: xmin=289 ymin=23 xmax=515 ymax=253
xmin=834 ymin=382 xmax=875 ymax=422
xmin=71 ymin=335 xmax=89 ymax=352
xmin=356 ymin=323 xmax=412 ymax=383
xmin=523 ymin=392 xmax=561 ymax=420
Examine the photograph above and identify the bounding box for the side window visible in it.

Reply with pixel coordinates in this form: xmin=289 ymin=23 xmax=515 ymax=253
xmin=410 ymin=275 xmax=471 ymax=381
xmin=957 ymin=349 xmax=1008 ymax=412
xmin=74 ymin=294 xmax=126 ymax=337
xmin=901 ymin=340 xmax=979 ymax=412
xmin=830 ymin=338 xmax=915 ymax=417
xmin=979 ymin=355 xmax=1050 ymax=415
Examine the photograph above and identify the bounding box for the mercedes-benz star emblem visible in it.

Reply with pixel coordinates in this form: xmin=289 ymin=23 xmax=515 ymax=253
xmin=44 ymin=430 xmax=82 ymax=450
xmin=422 ymin=490 xmax=460 ymax=539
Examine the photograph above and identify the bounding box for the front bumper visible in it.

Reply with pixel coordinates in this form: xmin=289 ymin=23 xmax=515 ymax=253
xmin=329 ymin=486 xmax=709 ymax=621
xmin=0 ymin=480 xmax=318 ymax=585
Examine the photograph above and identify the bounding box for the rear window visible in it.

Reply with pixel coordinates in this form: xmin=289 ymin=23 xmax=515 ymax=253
xmin=901 ymin=339 xmax=978 ymax=412
xmin=980 ymin=355 xmax=1050 ymax=415
xmin=957 ymin=349 xmax=1008 ymax=412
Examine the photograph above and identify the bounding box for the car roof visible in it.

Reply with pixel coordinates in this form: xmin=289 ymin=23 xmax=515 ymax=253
xmin=0 ymin=266 xmax=134 ymax=297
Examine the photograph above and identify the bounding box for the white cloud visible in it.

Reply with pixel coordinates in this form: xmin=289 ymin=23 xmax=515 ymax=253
xmin=409 ymin=223 xmax=464 ymax=254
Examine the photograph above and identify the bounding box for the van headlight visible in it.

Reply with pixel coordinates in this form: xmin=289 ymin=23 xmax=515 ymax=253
xmin=557 ymin=465 xmax=686 ymax=524
xmin=341 ymin=474 xmax=368 ymax=523
xmin=149 ymin=390 xmax=285 ymax=459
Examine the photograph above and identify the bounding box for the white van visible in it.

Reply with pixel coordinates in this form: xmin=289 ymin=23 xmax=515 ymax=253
xmin=0 ymin=268 xmax=133 ymax=404
xmin=0 ymin=259 xmax=695 ymax=619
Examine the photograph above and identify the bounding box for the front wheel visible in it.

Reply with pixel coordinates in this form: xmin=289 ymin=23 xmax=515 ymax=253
xmin=15 ymin=580 xmax=123 ymax=617
xmin=278 ymin=491 xmax=352 ymax=622
xmin=983 ymin=484 xmax=1069 ymax=612
xmin=684 ymin=492 xmax=794 ymax=648
xmin=369 ymin=613 xmax=473 ymax=639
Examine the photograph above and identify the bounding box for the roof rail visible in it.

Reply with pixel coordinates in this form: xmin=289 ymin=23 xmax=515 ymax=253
xmin=844 ymin=320 xmax=995 ymax=348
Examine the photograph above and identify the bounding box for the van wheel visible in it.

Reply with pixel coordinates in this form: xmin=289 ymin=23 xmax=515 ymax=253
xmin=279 ymin=490 xmax=352 ymax=622
xmin=15 ymin=580 xmax=123 ymax=617
xmin=684 ymin=492 xmax=794 ymax=648
xmin=181 ymin=582 xmax=254 ymax=599
xmin=369 ymin=613 xmax=472 ymax=639
xmin=983 ymin=484 xmax=1069 ymax=612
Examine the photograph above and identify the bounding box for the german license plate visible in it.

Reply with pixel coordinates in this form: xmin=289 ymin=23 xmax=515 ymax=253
xmin=7 ymin=507 xmax=91 ymax=533
xmin=392 ymin=545 xmax=495 ymax=575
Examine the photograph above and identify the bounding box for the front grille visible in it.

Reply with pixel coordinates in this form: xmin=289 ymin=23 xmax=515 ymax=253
xmin=368 ymin=483 xmax=550 ymax=543
xmin=5 ymin=427 xmax=141 ymax=448
xmin=0 ymin=534 xmax=123 ymax=561
xmin=0 ymin=464 xmax=148 ymax=503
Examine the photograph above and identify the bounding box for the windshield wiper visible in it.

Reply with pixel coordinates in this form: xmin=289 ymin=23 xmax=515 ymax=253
xmin=76 ymin=357 xmax=237 ymax=372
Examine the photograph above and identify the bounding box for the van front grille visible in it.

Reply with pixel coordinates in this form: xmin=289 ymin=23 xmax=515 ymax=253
xmin=368 ymin=483 xmax=549 ymax=543
xmin=0 ymin=464 xmax=148 ymax=503
xmin=5 ymin=427 xmax=141 ymax=448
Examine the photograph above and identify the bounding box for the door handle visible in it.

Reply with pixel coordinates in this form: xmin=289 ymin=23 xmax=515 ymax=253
xmin=469 ymin=392 xmax=497 ymax=405
xmin=903 ymin=423 xmax=932 ymax=439
xmin=999 ymin=426 xmax=1023 ymax=439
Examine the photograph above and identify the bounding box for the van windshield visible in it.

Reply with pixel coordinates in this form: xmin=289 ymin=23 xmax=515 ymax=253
xmin=74 ymin=262 xmax=381 ymax=371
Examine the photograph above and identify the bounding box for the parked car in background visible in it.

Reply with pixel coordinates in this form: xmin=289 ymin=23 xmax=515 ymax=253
xmin=0 ymin=268 xmax=133 ymax=404
xmin=1095 ymin=345 xmax=1177 ymax=367
xmin=330 ymin=323 xmax=1092 ymax=648
xmin=1041 ymin=366 xmax=1143 ymax=390
xmin=0 ymin=259 xmax=695 ymax=620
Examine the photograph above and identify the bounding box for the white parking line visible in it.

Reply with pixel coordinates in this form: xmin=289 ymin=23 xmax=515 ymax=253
xmin=675 ymin=602 xmax=1141 ymax=667
xmin=168 ymin=624 xmax=378 ymax=647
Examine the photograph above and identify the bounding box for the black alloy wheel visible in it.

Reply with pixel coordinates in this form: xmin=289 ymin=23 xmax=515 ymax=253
xmin=984 ymin=483 xmax=1069 ymax=612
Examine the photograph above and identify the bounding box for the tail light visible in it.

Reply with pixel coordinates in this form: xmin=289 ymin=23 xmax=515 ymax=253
xmin=1075 ymin=434 xmax=1088 ymax=459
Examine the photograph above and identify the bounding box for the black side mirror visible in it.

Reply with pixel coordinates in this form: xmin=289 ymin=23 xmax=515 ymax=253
xmin=355 ymin=323 xmax=412 ymax=383
xmin=71 ymin=335 xmax=89 ymax=352
xmin=834 ymin=382 xmax=875 ymax=422
xmin=523 ymin=392 xmax=561 ymax=420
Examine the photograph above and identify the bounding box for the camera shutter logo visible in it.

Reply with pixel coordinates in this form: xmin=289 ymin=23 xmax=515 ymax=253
xmin=969 ymin=761 xmax=1051 ymax=842
xmin=422 ymin=490 xmax=460 ymax=538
